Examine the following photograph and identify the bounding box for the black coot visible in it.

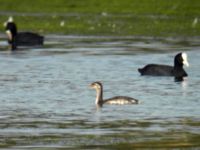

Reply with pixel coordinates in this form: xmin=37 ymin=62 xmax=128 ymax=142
xmin=4 ymin=17 xmax=44 ymax=50
xmin=138 ymin=52 xmax=189 ymax=79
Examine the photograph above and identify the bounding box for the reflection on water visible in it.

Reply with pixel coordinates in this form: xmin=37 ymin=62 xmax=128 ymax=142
xmin=0 ymin=35 xmax=200 ymax=149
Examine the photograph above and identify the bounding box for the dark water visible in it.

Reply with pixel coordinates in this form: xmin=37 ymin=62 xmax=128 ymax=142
xmin=0 ymin=35 xmax=200 ymax=149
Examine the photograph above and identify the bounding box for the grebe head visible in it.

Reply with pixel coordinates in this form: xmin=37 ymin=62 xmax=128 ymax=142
xmin=90 ymin=81 xmax=102 ymax=90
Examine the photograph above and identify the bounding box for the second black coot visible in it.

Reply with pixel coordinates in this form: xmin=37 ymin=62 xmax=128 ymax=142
xmin=4 ymin=17 xmax=44 ymax=50
xmin=138 ymin=52 xmax=189 ymax=78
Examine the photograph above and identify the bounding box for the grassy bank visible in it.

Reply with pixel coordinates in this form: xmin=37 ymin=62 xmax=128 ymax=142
xmin=0 ymin=0 xmax=200 ymax=36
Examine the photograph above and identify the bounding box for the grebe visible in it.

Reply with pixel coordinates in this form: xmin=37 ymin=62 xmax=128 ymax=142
xmin=90 ymin=82 xmax=139 ymax=107
xmin=4 ymin=16 xmax=44 ymax=50
xmin=138 ymin=52 xmax=189 ymax=78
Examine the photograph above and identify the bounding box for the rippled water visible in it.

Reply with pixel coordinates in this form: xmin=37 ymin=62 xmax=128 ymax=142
xmin=0 ymin=35 xmax=200 ymax=149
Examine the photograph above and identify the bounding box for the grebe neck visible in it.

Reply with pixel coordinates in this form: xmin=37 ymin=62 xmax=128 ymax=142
xmin=95 ymin=87 xmax=103 ymax=105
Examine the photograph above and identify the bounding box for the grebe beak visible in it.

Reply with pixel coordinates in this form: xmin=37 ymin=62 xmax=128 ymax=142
xmin=89 ymin=84 xmax=93 ymax=88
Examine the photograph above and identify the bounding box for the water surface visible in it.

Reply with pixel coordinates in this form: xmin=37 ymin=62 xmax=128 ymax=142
xmin=0 ymin=35 xmax=200 ymax=149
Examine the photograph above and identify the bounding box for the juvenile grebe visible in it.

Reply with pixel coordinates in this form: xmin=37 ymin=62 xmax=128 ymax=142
xmin=4 ymin=16 xmax=44 ymax=50
xmin=138 ymin=52 xmax=189 ymax=78
xmin=90 ymin=82 xmax=139 ymax=107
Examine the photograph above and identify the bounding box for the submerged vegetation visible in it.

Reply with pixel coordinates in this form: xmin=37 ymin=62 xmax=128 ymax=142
xmin=0 ymin=118 xmax=200 ymax=148
xmin=0 ymin=0 xmax=200 ymax=36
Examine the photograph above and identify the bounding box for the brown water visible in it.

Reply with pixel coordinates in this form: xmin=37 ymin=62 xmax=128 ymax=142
xmin=0 ymin=35 xmax=200 ymax=149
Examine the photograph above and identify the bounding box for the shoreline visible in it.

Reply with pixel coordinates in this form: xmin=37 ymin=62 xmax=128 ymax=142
xmin=0 ymin=0 xmax=200 ymax=37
